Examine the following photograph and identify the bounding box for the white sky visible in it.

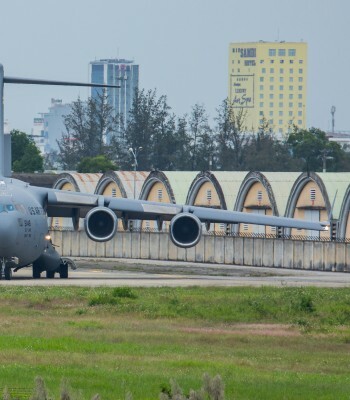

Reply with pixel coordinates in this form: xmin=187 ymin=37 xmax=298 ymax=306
xmin=0 ymin=0 xmax=349 ymax=133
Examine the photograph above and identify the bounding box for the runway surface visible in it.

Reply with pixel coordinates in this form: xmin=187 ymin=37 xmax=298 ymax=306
xmin=1 ymin=258 xmax=350 ymax=287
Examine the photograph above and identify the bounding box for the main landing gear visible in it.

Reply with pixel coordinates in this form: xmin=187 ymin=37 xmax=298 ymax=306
xmin=32 ymin=257 xmax=77 ymax=279
xmin=0 ymin=259 xmax=15 ymax=281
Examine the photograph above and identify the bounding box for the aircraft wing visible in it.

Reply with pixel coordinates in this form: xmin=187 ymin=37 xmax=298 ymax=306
xmin=38 ymin=187 xmax=328 ymax=231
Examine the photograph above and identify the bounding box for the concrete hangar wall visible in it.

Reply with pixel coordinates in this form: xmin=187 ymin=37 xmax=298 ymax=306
xmin=49 ymin=170 xmax=350 ymax=240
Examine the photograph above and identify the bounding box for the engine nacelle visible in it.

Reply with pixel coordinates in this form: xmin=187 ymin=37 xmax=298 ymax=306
xmin=84 ymin=207 xmax=117 ymax=242
xmin=169 ymin=213 xmax=202 ymax=248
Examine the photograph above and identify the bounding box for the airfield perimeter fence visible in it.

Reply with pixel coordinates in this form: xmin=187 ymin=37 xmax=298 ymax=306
xmin=49 ymin=228 xmax=350 ymax=272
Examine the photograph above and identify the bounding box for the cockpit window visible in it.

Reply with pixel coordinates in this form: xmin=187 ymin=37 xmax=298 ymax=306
xmin=0 ymin=204 xmax=15 ymax=213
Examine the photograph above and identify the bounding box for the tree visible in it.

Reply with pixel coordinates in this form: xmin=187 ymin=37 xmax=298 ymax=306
xmin=188 ymin=104 xmax=213 ymax=170
xmin=242 ymin=119 xmax=298 ymax=171
xmin=57 ymin=92 xmax=119 ymax=170
xmin=11 ymin=130 xmax=43 ymax=173
xmin=77 ymin=155 xmax=117 ymax=173
xmin=214 ymin=99 xmax=249 ymax=170
xmin=287 ymin=127 xmax=347 ymax=172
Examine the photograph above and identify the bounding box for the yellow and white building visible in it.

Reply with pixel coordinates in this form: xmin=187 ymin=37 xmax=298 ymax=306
xmin=228 ymin=41 xmax=307 ymax=135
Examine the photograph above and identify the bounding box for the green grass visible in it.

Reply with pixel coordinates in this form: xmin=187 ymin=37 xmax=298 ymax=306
xmin=0 ymin=286 xmax=350 ymax=399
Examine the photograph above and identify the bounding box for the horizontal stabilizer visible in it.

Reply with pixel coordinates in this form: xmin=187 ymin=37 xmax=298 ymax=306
xmin=3 ymin=77 xmax=120 ymax=88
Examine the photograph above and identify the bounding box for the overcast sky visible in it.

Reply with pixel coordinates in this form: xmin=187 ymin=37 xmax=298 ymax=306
xmin=0 ymin=0 xmax=349 ymax=134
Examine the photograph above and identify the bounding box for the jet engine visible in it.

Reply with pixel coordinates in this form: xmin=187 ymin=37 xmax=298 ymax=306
xmin=169 ymin=213 xmax=202 ymax=248
xmin=84 ymin=207 xmax=117 ymax=242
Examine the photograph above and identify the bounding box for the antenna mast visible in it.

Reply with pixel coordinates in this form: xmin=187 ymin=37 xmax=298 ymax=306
xmin=331 ymin=105 xmax=336 ymax=134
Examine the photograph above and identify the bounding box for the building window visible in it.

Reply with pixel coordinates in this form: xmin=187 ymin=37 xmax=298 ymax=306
xmin=298 ymin=102 xmax=302 ymax=108
xmin=270 ymin=77 xmax=274 ymax=82
xmin=260 ymin=77 xmax=264 ymax=82
xmin=289 ymin=102 xmax=293 ymax=107
xmin=269 ymin=102 xmax=274 ymax=108
xmin=278 ymin=49 xmax=286 ymax=56
xmin=270 ymin=68 xmax=274 ymax=73
xmin=279 ymin=102 xmax=283 ymax=107
xmin=289 ymin=86 xmax=294 ymax=91
xmin=289 ymin=111 xmax=293 ymax=116
xmin=278 ymin=128 xmax=283 ymax=134
xmin=260 ymin=85 xmax=264 ymax=90
xmin=279 ymin=111 xmax=283 ymax=116
xmin=269 ymin=94 xmax=274 ymax=99
xmin=260 ymin=59 xmax=264 ymax=64
xmin=299 ymin=68 xmax=303 ymax=74
xmin=279 ymin=94 xmax=284 ymax=99
xmin=298 ymin=77 xmax=303 ymax=82
xmin=111 ymin=188 xmax=117 ymax=197
xmin=157 ymin=189 xmax=163 ymax=201
xmin=298 ymin=94 xmax=303 ymax=99
xmin=260 ymin=93 xmax=264 ymax=99
xmin=298 ymin=111 xmax=302 ymax=116
xmin=269 ymin=85 xmax=274 ymax=90
xmin=279 ymin=77 xmax=284 ymax=82
xmin=289 ymin=94 xmax=294 ymax=99
xmin=207 ymin=189 xmax=212 ymax=201
xmin=270 ymin=59 xmax=275 ymax=64
xmin=289 ymin=77 xmax=294 ymax=82
xmin=298 ymin=85 xmax=303 ymax=90
xmin=288 ymin=49 xmax=296 ymax=56
xmin=269 ymin=49 xmax=276 ymax=56
xmin=262 ymin=68 xmax=266 ymax=73
xmin=310 ymin=188 xmax=316 ymax=201
xmin=279 ymin=120 xmax=283 ymax=125
xmin=298 ymin=120 xmax=302 ymax=125
xmin=280 ymin=59 xmax=285 ymax=64
xmin=269 ymin=119 xmax=273 ymax=124
xmin=259 ymin=111 xmax=264 ymax=116
xmin=280 ymin=68 xmax=284 ymax=74
xmin=257 ymin=191 xmax=263 ymax=202
xmin=290 ymin=60 xmax=294 ymax=64
xmin=279 ymin=85 xmax=284 ymax=90
xmin=260 ymin=102 xmax=264 ymax=107
xmin=299 ymin=60 xmax=303 ymax=64
xmin=289 ymin=68 xmax=294 ymax=74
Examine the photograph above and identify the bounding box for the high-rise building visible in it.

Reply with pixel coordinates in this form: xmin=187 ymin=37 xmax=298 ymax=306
xmin=90 ymin=58 xmax=139 ymax=139
xmin=228 ymin=41 xmax=307 ymax=135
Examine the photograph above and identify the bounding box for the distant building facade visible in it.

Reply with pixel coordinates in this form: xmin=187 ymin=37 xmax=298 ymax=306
xmin=228 ymin=41 xmax=307 ymax=135
xmin=89 ymin=58 xmax=139 ymax=139
xmin=32 ymin=98 xmax=71 ymax=154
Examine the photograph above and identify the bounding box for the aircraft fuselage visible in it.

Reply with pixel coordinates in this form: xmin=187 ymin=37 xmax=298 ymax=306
xmin=0 ymin=179 xmax=48 ymax=267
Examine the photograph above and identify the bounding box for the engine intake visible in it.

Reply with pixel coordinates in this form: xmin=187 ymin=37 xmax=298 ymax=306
xmin=84 ymin=207 xmax=117 ymax=242
xmin=170 ymin=213 xmax=202 ymax=248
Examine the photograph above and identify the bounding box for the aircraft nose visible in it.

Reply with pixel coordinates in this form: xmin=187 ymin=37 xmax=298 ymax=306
xmin=0 ymin=215 xmax=17 ymax=249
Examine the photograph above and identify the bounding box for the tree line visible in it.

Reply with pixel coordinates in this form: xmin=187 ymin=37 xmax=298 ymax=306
xmin=11 ymin=89 xmax=350 ymax=173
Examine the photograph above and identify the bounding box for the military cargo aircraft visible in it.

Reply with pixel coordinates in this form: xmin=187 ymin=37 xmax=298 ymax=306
xmin=0 ymin=63 xmax=329 ymax=280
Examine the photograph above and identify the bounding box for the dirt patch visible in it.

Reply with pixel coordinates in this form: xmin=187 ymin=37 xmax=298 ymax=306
xmin=181 ymin=324 xmax=301 ymax=337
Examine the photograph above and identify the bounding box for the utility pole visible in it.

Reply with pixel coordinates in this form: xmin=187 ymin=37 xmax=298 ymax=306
xmin=129 ymin=146 xmax=142 ymax=198
xmin=331 ymin=106 xmax=336 ymax=135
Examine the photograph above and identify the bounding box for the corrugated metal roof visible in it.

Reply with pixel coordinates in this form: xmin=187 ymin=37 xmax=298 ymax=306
xmin=210 ymin=171 xmax=250 ymax=210
xmin=68 ymin=173 xmax=102 ymax=193
xmin=316 ymin=173 xmax=350 ymax=219
xmin=260 ymin=172 xmax=302 ymax=216
xmin=113 ymin=171 xmax=149 ymax=198
xmin=161 ymin=171 xmax=199 ymax=204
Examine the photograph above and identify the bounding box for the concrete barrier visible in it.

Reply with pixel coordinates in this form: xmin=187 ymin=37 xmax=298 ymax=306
xmin=50 ymin=230 xmax=350 ymax=271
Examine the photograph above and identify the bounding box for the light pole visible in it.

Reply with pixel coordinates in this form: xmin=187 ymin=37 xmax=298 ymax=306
xmin=129 ymin=146 xmax=142 ymax=199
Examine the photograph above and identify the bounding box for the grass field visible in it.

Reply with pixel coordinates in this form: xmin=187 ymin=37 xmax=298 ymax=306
xmin=1 ymin=285 xmax=350 ymax=399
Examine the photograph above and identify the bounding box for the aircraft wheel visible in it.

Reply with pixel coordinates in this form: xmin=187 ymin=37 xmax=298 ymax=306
xmin=59 ymin=262 xmax=68 ymax=279
xmin=4 ymin=265 xmax=12 ymax=281
xmin=46 ymin=270 xmax=55 ymax=279
xmin=32 ymin=262 xmax=41 ymax=279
